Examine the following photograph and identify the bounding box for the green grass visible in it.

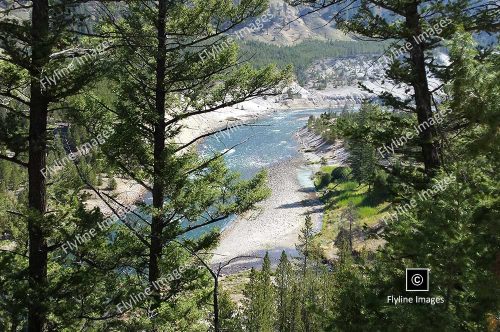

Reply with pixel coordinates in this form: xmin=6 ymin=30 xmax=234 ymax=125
xmin=321 ymin=165 xmax=336 ymax=174
xmin=357 ymin=206 xmax=379 ymax=219
xmin=313 ymin=165 xmax=336 ymax=187
xmin=219 ymin=270 xmax=252 ymax=303
xmin=313 ymin=166 xmax=389 ymax=257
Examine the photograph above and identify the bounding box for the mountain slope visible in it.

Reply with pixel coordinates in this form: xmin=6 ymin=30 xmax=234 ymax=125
xmin=234 ymin=0 xmax=351 ymax=45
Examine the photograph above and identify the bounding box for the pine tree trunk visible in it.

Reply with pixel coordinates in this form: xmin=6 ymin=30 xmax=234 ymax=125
xmin=149 ymin=0 xmax=167 ymax=314
xmin=213 ymin=277 xmax=220 ymax=332
xmin=28 ymin=1 xmax=50 ymax=330
xmin=406 ymin=5 xmax=441 ymax=175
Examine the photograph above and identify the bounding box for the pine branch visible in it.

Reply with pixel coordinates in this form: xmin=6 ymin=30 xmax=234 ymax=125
xmin=70 ymin=160 xmax=150 ymax=249
xmin=0 ymin=153 xmax=28 ymax=167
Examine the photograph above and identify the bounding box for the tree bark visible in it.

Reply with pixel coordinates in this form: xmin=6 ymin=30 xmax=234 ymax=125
xmin=406 ymin=5 xmax=441 ymax=176
xmin=213 ymin=277 xmax=220 ymax=332
xmin=28 ymin=1 xmax=50 ymax=331
xmin=149 ymin=0 xmax=167 ymax=314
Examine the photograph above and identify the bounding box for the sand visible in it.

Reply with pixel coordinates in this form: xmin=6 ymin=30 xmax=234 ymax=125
xmin=211 ymin=157 xmax=323 ymax=274
xmin=83 ymin=177 xmax=148 ymax=217
xmin=210 ymin=125 xmax=348 ymax=275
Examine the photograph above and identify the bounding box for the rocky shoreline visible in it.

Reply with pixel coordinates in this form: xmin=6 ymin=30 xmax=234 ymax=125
xmin=211 ymin=157 xmax=323 ymax=275
xmin=210 ymin=124 xmax=348 ymax=274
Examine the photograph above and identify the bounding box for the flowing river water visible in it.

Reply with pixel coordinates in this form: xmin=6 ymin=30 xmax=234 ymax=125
xmin=194 ymin=108 xmax=329 ymax=235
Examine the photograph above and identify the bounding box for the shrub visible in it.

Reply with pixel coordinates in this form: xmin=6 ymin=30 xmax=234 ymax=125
xmin=318 ymin=172 xmax=332 ymax=189
xmin=97 ymin=174 xmax=103 ymax=186
xmin=373 ymin=169 xmax=389 ymax=194
xmin=331 ymin=166 xmax=351 ymax=182
xmin=107 ymin=176 xmax=117 ymax=191
xmin=308 ymin=115 xmax=314 ymax=128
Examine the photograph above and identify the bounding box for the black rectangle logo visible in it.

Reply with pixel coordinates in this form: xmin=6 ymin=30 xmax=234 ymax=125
xmin=406 ymin=268 xmax=429 ymax=292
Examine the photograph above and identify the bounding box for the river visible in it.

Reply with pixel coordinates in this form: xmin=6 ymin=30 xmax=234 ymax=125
xmin=195 ymin=108 xmax=328 ymax=231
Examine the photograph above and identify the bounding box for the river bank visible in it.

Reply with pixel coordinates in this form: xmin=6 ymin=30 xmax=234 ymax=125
xmin=210 ymin=118 xmax=347 ymax=274
xmin=296 ymin=126 xmax=348 ymax=167
xmin=175 ymin=82 xmax=365 ymax=145
xmin=83 ymin=177 xmax=148 ymax=217
xmin=84 ymin=98 xmax=291 ymax=214
xmin=211 ymin=157 xmax=323 ymax=274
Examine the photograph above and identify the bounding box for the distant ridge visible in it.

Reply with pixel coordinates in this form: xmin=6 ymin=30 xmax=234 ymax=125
xmin=233 ymin=0 xmax=352 ymax=45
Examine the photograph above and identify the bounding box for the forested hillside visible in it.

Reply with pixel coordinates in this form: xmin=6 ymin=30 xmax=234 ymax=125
xmin=239 ymin=40 xmax=385 ymax=83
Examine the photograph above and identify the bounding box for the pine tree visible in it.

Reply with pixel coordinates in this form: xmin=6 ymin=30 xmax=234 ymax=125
xmin=258 ymin=253 xmax=276 ymax=332
xmin=218 ymin=290 xmax=242 ymax=332
xmin=242 ymin=268 xmax=260 ymax=331
xmin=289 ymin=280 xmax=305 ymax=332
xmin=289 ymin=0 xmax=499 ymax=177
xmin=331 ymin=31 xmax=499 ymax=331
xmin=327 ymin=248 xmax=369 ymax=331
xmin=295 ymin=215 xmax=327 ymax=332
xmin=367 ymin=33 xmax=500 ymax=331
xmin=242 ymin=253 xmax=276 ymax=332
xmin=348 ymin=139 xmax=376 ymax=187
xmin=296 ymin=214 xmax=315 ymax=276
xmin=275 ymin=251 xmax=293 ymax=332
xmin=73 ymin=0 xmax=289 ymax=329
xmin=0 ymin=1 xmax=119 ymax=330
xmin=1 ymin=0 xmax=289 ymax=330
